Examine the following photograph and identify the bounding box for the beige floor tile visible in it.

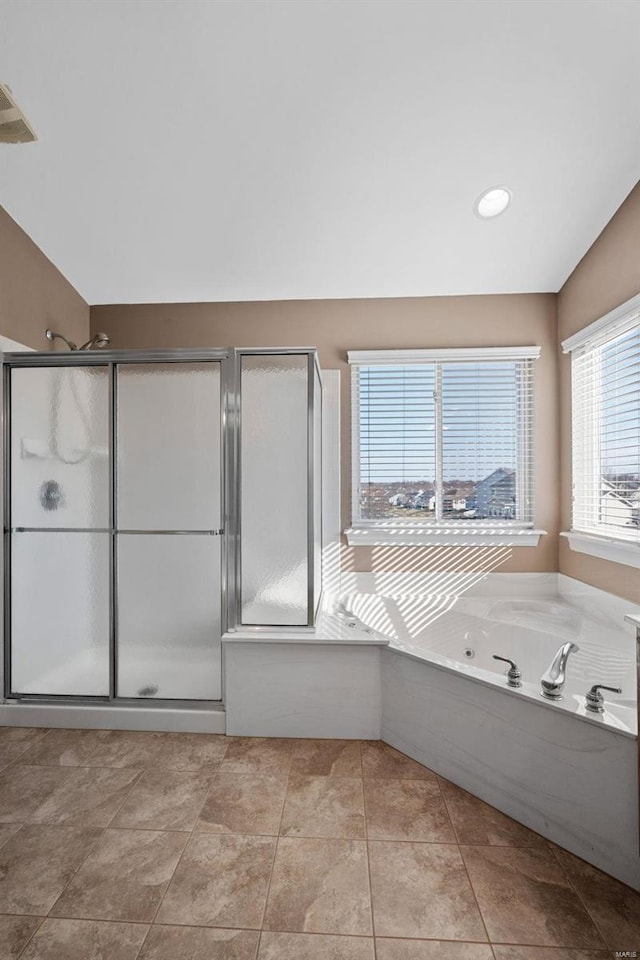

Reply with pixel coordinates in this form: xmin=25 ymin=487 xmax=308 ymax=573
xmin=553 ymin=847 xmax=640 ymax=951
xmin=0 ymin=728 xmax=48 ymax=745
xmin=0 ymin=743 xmax=33 ymax=772
xmin=0 ymin=766 xmax=74 ymax=824
xmin=18 ymin=729 xmax=107 ymax=767
xmin=83 ymin=731 xmax=165 ymax=768
xmin=492 ymin=947 xmax=615 ymax=959
xmin=0 ymin=824 xmax=101 ymax=915
xmin=364 ymin=779 xmax=455 ymax=842
xmin=29 ymin=767 xmax=140 ymax=827
xmin=51 ymin=828 xmax=187 ymax=922
xmin=0 ymin=915 xmax=41 ymax=960
xmin=439 ymin=779 xmax=549 ymax=848
xmin=258 ymin=931 xmax=375 ymax=959
xmin=219 ymin=738 xmax=293 ymax=777
xmin=264 ymin=836 xmax=372 ymax=936
xmin=368 ymin=840 xmax=486 ymax=941
xmin=139 ymin=925 xmax=260 ymax=959
xmin=19 ymin=918 xmax=149 ymax=960
xmin=112 ymin=768 xmax=213 ymax=831
xmin=197 ymin=773 xmax=287 ymax=836
xmin=157 ymin=833 xmax=275 ymax=929
xmin=290 ymin=740 xmax=362 ymax=777
xmin=361 ymin=742 xmax=435 ymax=781
xmin=281 ymin=775 xmax=365 ymax=839
xmin=152 ymin=733 xmax=230 ymax=771
xmin=376 ymin=940 xmax=494 ymax=959
xmin=0 ymin=824 xmax=22 ymax=850
xmin=461 ymin=845 xmax=605 ymax=948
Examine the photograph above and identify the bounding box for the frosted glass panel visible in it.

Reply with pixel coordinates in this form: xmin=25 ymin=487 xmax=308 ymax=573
xmin=117 ymin=535 xmax=221 ymax=700
xmin=11 ymin=532 xmax=110 ymax=696
xmin=241 ymin=354 xmax=308 ymax=625
xmin=11 ymin=367 xmax=109 ymax=528
xmin=117 ymin=363 xmax=221 ymax=530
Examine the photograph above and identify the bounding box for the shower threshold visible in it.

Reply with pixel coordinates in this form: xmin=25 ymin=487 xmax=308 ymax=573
xmin=0 ymin=699 xmax=226 ymax=734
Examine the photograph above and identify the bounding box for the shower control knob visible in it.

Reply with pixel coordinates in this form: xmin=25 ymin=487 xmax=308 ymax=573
xmin=584 ymin=684 xmax=622 ymax=714
xmin=492 ymin=654 xmax=522 ymax=688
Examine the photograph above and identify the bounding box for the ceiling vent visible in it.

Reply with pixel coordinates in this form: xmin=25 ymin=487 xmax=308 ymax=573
xmin=0 ymin=83 xmax=37 ymax=143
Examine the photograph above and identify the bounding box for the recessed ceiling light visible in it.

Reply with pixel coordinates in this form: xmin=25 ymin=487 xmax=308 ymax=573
xmin=474 ymin=186 xmax=512 ymax=219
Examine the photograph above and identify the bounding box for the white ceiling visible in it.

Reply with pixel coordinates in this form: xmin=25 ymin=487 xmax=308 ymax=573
xmin=0 ymin=0 xmax=638 ymax=305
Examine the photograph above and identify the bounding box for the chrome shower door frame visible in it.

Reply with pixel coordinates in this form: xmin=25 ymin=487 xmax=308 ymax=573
xmin=231 ymin=348 xmax=323 ymax=631
xmin=2 ymin=348 xmax=232 ymax=707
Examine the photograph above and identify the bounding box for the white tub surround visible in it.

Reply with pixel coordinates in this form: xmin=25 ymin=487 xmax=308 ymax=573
xmin=0 ymin=702 xmax=226 ymax=734
xmin=223 ymin=638 xmax=384 ymax=739
xmin=382 ymin=648 xmax=639 ymax=891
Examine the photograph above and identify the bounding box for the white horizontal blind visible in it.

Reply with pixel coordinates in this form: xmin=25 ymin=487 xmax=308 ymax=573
xmin=441 ymin=361 xmax=534 ymax=522
xmin=355 ymin=364 xmax=436 ymax=520
xmin=352 ymin=356 xmax=535 ymax=525
xmin=570 ymin=312 xmax=640 ymax=544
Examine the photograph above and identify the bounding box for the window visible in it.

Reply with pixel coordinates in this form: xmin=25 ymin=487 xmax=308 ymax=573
xmin=347 ymin=347 xmax=543 ymax=547
xmin=562 ymin=294 xmax=640 ymax=566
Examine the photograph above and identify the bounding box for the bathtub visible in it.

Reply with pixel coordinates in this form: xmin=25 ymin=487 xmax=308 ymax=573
xmin=338 ymin=573 xmax=640 ymax=890
xmin=339 ymin=585 xmax=636 ymax=736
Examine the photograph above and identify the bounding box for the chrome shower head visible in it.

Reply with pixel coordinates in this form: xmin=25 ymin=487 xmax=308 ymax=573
xmin=45 ymin=328 xmax=77 ymax=351
xmin=79 ymin=332 xmax=111 ymax=350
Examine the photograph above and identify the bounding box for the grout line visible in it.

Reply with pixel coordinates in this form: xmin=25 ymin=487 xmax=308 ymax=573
xmin=142 ymin=737 xmax=235 ymax=934
xmin=362 ymin=740 xmax=377 ymax=960
xmin=129 ymin=922 xmax=151 ymax=960
xmin=255 ymin=743 xmax=293 ymax=957
xmin=547 ymin=843 xmax=615 ymax=952
xmin=14 ymin=915 xmax=46 ymax=960
xmin=23 ymin=765 xmax=144 ymax=829
xmin=433 ymin=772 xmax=458 ymax=845
xmin=457 ymin=841 xmax=492 ymax=947
xmin=35 ymin=748 xmax=149 ymax=918
xmin=17 ymin=738 xmax=148 ymax=921
xmin=43 ymin=822 xmax=109 ymax=919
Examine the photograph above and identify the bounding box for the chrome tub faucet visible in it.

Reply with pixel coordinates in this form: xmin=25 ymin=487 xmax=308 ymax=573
xmin=585 ymin=683 xmax=622 ymax=714
xmin=540 ymin=641 xmax=579 ymax=701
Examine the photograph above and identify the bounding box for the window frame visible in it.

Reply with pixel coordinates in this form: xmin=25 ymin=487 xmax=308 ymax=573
xmin=346 ymin=346 xmax=545 ymax=547
xmin=561 ymin=293 xmax=640 ymax=569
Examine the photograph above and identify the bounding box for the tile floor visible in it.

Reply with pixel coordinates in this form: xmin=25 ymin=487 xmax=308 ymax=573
xmin=0 ymin=726 xmax=638 ymax=959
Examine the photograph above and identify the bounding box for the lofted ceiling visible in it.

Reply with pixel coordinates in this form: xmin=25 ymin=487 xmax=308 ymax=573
xmin=0 ymin=0 xmax=638 ymax=305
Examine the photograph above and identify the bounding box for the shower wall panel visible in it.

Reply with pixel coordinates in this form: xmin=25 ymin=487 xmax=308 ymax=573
xmin=240 ymin=354 xmax=309 ymax=625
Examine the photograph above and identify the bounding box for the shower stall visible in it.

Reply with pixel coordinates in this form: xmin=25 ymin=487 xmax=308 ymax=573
xmin=1 ymin=347 xmax=322 ymax=711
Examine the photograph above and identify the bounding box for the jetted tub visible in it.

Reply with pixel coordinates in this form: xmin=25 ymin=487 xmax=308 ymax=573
xmin=337 ymin=573 xmax=640 ymax=889
xmin=338 ymin=590 xmax=636 ymax=736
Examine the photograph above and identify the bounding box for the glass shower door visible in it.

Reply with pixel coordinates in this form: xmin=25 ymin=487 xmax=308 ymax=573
xmin=9 ymin=365 xmax=111 ymax=696
xmin=115 ymin=362 xmax=222 ymax=700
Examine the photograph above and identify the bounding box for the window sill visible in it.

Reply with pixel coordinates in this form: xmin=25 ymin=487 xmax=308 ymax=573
xmin=345 ymin=525 xmax=546 ymax=548
xmin=561 ymin=531 xmax=640 ymax=569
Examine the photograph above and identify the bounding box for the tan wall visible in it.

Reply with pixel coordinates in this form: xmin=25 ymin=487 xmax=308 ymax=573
xmin=92 ymin=293 xmax=559 ymax=575
xmin=557 ymin=181 xmax=640 ymax=603
xmin=0 ymin=205 xmax=89 ymax=350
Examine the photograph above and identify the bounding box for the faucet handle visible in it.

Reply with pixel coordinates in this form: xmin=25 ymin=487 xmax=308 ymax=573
xmin=585 ymin=683 xmax=622 ymax=714
xmin=493 ymin=655 xmax=522 ymax=688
